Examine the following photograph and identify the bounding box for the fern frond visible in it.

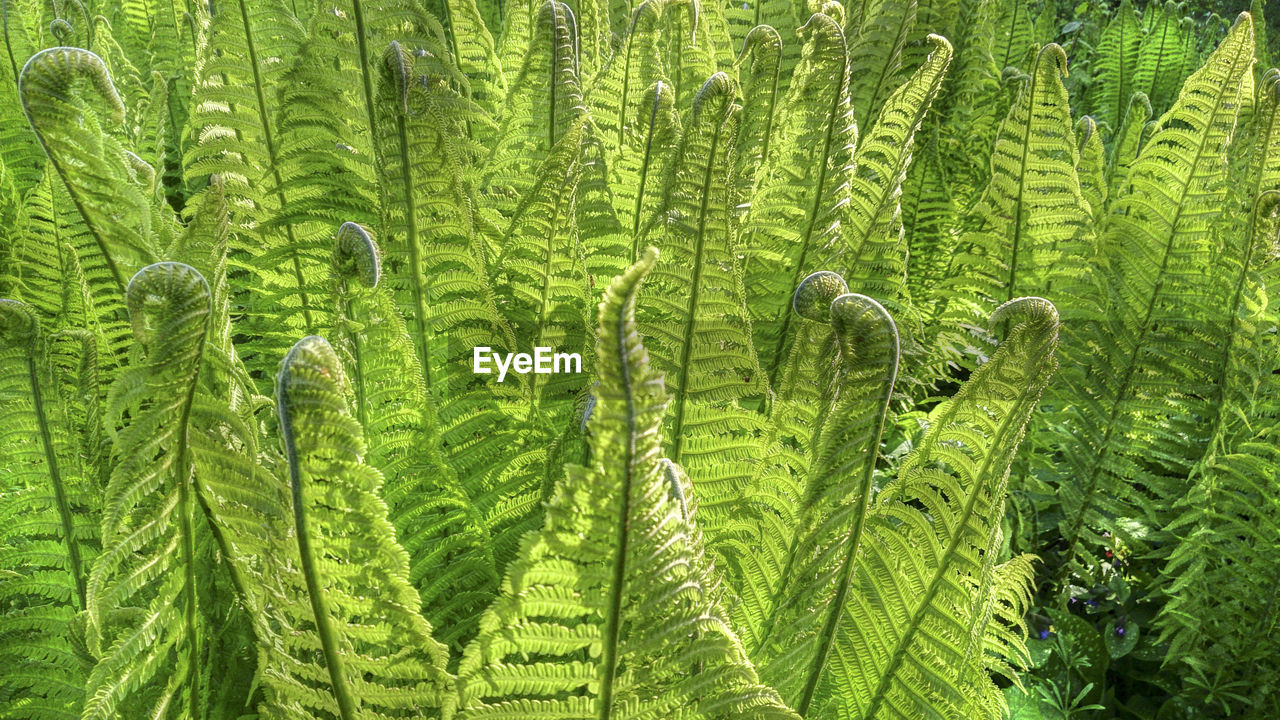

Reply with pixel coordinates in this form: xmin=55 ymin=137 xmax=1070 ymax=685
xmin=746 ymin=292 xmax=900 ymax=717
xmin=371 ymin=39 xmax=521 ymax=513
xmin=931 ymin=44 xmax=1091 ymax=366
xmin=640 ymin=72 xmax=765 ymax=540
xmin=1088 ymin=0 xmax=1141 ymax=129
xmin=276 ymin=335 xmax=455 ymax=717
xmin=732 ymin=25 xmax=782 ymax=200
xmin=742 ymin=12 xmax=855 ymax=380
xmin=1044 ymin=14 xmax=1256 ymax=576
xmin=0 ymin=299 xmax=93 ymax=720
xmin=717 ymin=271 xmax=848 ymax=653
xmin=328 ymin=222 xmax=500 ymax=655
xmin=81 ymin=262 xmax=212 ymax=720
xmin=1075 ymin=115 xmax=1108 ymax=222
xmin=457 ymin=248 xmax=798 ymax=720
xmin=847 ymin=0 xmax=918 ymax=132
xmin=813 ymin=297 xmax=1058 ymax=720
xmin=482 ymin=0 xmax=584 ymax=223
xmin=835 ymin=33 xmax=952 ymax=359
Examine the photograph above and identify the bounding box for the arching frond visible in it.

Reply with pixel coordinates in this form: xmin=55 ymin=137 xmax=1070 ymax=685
xmin=457 ymin=249 xmax=798 ymax=720
xmin=813 ymin=297 xmax=1058 ymax=720
xmin=0 ymin=299 xmax=94 ymax=720
xmin=742 ymin=12 xmax=855 ymax=380
xmin=640 ymin=72 xmax=765 ymax=541
xmin=81 ymin=262 xmax=213 ymax=720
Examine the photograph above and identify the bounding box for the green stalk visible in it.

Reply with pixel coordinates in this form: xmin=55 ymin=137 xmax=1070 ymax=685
xmin=595 ymin=284 xmax=639 ymax=720
xmin=235 ymin=0 xmax=314 ymax=328
xmin=279 ymin=390 xmax=359 ymax=720
xmin=26 ymin=356 xmax=85 ymax=609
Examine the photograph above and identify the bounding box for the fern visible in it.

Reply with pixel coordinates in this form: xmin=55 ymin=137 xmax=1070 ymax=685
xmin=275 ymin=335 xmax=455 ymax=717
xmin=1089 ymin=0 xmax=1142 ymax=129
xmin=457 ymin=248 xmax=796 ymax=720
xmin=639 ymin=72 xmax=764 ymax=539
xmin=1041 ymin=13 xmax=1256 ymax=577
xmin=797 ymin=297 xmax=1057 ymax=720
xmin=81 ymin=262 xmax=216 ymax=719
xmin=328 ymin=222 xmax=500 ymax=655
xmin=742 ymin=11 xmax=855 ymax=380
xmin=0 ymin=299 xmax=93 ymax=719
xmin=931 ymin=43 xmax=1090 ymax=365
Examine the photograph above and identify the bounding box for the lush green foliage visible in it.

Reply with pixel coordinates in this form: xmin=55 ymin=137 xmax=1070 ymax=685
xmin=0 ymin=0 xmax=1278 ymax=719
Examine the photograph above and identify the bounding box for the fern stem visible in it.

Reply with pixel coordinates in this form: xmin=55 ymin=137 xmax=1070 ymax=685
xmin=235 ymin=0 xmax=314 ymax=328
xmin=175 ymin=336 xmax=207 ymax=720
xmin=394 ymin=110 xmax=436 ymax=396
xmin=630 ymin=82 xmax=664 ymax=262
xmin=26 ymin=357 xmax=86 ymax=609
xmin=280 ymin=393 xmax=360 ymax=720
xmin=2 ymin=0 xmax=19 ymax=88
xmin=669 ymin=111 xmax=725 ymax=465
xmin=351 ymin=0 xmax=383 ymax=169
xmin=595 ymin=282 xmax=638 ymax=720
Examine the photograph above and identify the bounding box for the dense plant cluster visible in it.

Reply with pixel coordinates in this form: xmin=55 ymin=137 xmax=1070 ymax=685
xmin=1 ymin=0 xmax=1278 ymax=718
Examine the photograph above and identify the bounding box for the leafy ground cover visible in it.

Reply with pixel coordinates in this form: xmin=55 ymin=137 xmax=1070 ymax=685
xmin=1 ymin=0 xmax=1279 ymax=718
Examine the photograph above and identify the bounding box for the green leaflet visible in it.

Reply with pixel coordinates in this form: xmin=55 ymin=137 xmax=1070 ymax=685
xmin=743 ymin=12 xmax=855 ymax=380
xmin=0 ymin=299 xmax=93 ymax=720
xmin=457 ymin=248 xmax=797 ymax=720
xmin=277 ymin=335 xmax=455 ymax=718
xmin=822 ymin=297 xmax=1058 ymax=720
xmin=82 ymin=262 xmax=212 ymax=720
